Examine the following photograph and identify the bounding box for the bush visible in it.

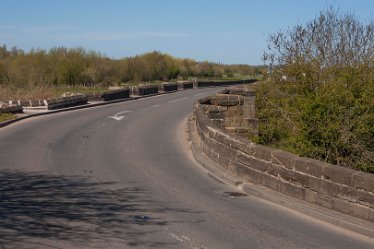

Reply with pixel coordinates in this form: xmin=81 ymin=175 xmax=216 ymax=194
xmin=255 ymin=7 xmax=374 ymax=172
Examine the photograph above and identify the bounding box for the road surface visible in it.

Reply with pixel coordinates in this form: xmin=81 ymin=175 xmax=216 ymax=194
xmin=0 ymin=87 xmax=372 ymax=249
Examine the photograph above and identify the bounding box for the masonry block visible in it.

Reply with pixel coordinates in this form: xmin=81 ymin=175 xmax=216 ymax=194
xmin=294 ymin=157 xmax=326 ymax=178
xmin=261 ymin=174 xmax=280 ymax=191
xmin=279 ymin=181 xmax=305 ymax=200
xmin=237 ymin=153 xmax=267 ymax=172
xmin=323 ymin=165 xmax=354 ymax=186
xmin=271 ymin=150 xmax=295 ymax=169
xmin=352 ymin=171 xmax=374 ymax=192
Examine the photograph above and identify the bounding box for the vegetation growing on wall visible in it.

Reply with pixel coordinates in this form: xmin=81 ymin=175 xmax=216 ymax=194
xmin=253 ymin=7 xmax=374 ymax=172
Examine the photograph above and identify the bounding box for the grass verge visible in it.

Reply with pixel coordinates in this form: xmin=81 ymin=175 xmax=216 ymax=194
xmin=0 ymin=113 xmax=17 ymax=123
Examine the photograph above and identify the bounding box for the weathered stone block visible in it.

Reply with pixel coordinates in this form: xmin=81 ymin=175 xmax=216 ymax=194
xmin=180 ymin=81 xmax=194 ymax=89
xmin=212 ymin=119 xmax=224 ymax=127
xmin=208 ymin=129 xmax=216 ymax=139
xmin=279 ymin=181 xmax=305 ymax=200
xmin=228 ymin=161 xmax=244 ymax=177
xmin=346 ymin=201 xmax=371 ymax=221
xmin=323 ymin=165 xmax=354 ymax=186
xmin=234 ymin=127 xmax=248 ymax=134
xmin=294 ymin=157 xmax=326 ymax=178
xmin=237 ymin=153 xmax=267 ymax=172
xmin=208 ymin=112 xmax=226 ymax=119
xmin=233 ymin=116 xmax=243 ymax=127
xmin=214 ymin=131 xmax=232 ymax=147
xmin=352 ymin=171 xmax=374 ymax=192
xmin=218 ymin=156 xmax=229 ymax=169
xmin=332 ymin=198 xmax=351 ymax=215
xmin=278 ymin=166 xmax=309 ymax=187
xmin=271 ymin=150 xmax=295 ymax=169
xmin=202 ymin=143 xmax=220 ymax=165
xmin=356 ymin=190 xmax=374 ymax=207
xmin=266 ymin=163 xmax=280 ymax=176
xmin=369 ymin=209 xmax=374 ymax=222
xmin=250 ymin=145 xmax=273 ymax=162
xmin=262 ymin=174 xmax=280 ymax=191
xmin=224 ymin=117 xmax=235 ymax=127
xmin=321 ymin=180 xmax=341 ymax=199
xmin=304 ymin=189 xmax=318 ymax=203
xmin=227 ymin=107 xmax=240 ymax=116
xmin=308 ymin=177 xmax=324 ymax=193
xmin=240 ymin=165 xmax=263 ymax=185
xmin=313 ymin=194 xmax=333 ymax=209
xmin=161 ymin=82 xmax=178 ymax=92
xmin=337 ymin=184 xmax=358 ymax=203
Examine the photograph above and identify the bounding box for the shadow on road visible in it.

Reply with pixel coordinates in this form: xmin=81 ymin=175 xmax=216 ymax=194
xmin=0 ymin=170 xmax=198 ymax=248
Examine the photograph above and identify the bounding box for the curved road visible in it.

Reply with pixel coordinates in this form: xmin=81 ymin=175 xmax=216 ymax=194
xmin=0 ymin=87 xmax=372 ymax=249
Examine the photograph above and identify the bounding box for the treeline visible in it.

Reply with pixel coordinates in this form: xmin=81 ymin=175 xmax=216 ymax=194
xmin=0 ymin=46 xmax=263 ymax=89
xmin=254 ymin=7 xmax=374 ymax=172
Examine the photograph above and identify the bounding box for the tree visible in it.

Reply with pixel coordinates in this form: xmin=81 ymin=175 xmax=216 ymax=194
xmin=255 ymin=6 xmax=374 ymax=172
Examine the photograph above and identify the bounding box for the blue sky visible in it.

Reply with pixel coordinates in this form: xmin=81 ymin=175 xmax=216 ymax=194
xmin=0 ymin=0 xmax=373 ymax=65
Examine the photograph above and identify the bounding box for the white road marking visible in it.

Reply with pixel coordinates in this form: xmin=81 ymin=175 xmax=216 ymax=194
xmin=168 ymin=97 xmax=189 ymax=103
xmin=147 ymin=104 xmax=160 ymax=109
xmin=168 ymin=232 xmax=208 ymax=249
xmin=181 ymin=235 xmax=192 ymax=241
xmin=108 ymin=110 xmax=132 ymax=121
xmin=194 ymin=92 xmax=208 ymax=96
xmin=141 ymin=104 xmax=160 ymax=111
xmin=169 ymin=233 xmax=184 ymax=242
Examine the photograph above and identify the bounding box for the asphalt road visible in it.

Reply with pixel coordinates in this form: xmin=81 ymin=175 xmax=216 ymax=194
xmin=0 ymin=87 xmax=373 ymax=249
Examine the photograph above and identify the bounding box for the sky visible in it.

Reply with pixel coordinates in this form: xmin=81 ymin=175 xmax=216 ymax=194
xmin=0 ymin=0 xmax=373 ymax=65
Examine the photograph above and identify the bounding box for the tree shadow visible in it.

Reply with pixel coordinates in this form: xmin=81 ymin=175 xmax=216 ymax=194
xmin=0 ymin=170 xmax=200 ymax=248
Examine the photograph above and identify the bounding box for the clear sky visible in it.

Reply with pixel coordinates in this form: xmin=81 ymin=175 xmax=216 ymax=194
xmin=0 ymin=0 xmax=373 ymax=65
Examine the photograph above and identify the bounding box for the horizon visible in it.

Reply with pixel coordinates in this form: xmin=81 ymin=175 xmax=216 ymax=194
xmin=1 ymin=0 xmax=373 ymax=65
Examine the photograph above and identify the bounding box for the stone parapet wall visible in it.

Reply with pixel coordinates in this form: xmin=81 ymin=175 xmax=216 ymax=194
xmin=131 ymin=84 xmax=159 ymax=96
xmin=179 ymin=81 xmax=194 ymax=89
xmin=198 ymin=87 xmax=257 ymax=136
xmin=196 ymin=79 xmax=257 ymax=87
xmin=100 ymin=88 xmax=130 ymax=101
xmin=161 ymin=82 xmax=179 ymax=92
xmin=43 ymin=95 xmax=88 ymax=110
xmin=0 ymin=103 xmax=23 ymax=114
xmin=193 ymin=88 xmax=374 ymax=222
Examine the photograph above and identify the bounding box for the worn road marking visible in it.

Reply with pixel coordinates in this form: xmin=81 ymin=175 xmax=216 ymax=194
xmin=108 ymin=110 xmax=132 ymax=121
xmin=169 ymin=233 xmax=184 ymax=242
xmin=145 ymin=104 xmax=160 ymax=110
xmin=168 ymin=232 xmax=208 ymax=249
xmin=168 ymin=97 xmax=189 ymax=103
xmin=194 ymin=92 xmax=208 ymax=96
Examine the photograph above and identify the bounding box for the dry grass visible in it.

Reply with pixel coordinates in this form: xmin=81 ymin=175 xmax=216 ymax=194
xmin=0 ymin=85 xmax=107 ymax=101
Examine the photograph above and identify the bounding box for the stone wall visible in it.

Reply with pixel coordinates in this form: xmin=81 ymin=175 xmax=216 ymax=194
xmin=196 ymin=79 xmax=256 ymax=87
xmin=161 ymin=82 xmax=179 ymax=92
xmin=0 ymin=103 xmax=23 ymax=114
xmin=198 ymin=87 xmax=257 ymax=136
xmin=193 ymin=87 xmax=374 ymax=222
xmin=179 ymin=81 xmax=194 ymax=89
xmin=43 ymin=95 xmax=88 ymax=110
xmin=132 ymin=84 xmax=159 ymax=96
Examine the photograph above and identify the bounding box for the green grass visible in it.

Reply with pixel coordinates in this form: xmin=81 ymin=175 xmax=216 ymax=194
xmin=0 ymin=113 xmax=17 ymax=123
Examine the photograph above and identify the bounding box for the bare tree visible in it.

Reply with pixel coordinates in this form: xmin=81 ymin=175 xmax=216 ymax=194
xmin=263 ymin=6 xmax=374 ymax=87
